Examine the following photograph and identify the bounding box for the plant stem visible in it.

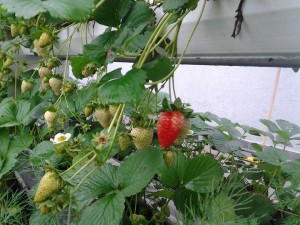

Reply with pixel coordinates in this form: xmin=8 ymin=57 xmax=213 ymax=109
xmin=60 ymin=151 xmax=94 ymax=176
xmin=69 ymin=154 xmax=97 ymax=180
xmin=104 ymin=104 xmax=125 ymax=161
xmin=93 ymin=0 xmax=105 ymax=13
xmin=107 ymin=104 xmax=122 ymax=134
xmin=72 ymin=166 xmax=98 ymax=193
xmin=136 ymin=13 xmax=173 ymax=68
xmin=148 ymin=0 xmax=207 ymax=85
xmin=125 ymin=198 xmax=133 ymax=219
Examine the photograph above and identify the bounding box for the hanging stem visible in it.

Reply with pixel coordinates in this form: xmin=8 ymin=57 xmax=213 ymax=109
xmin=136 ymin=13 xmax=174 ymax=68
xmin=93 ymin=0 xmax=106 ymax=13
xmin=69 ymin=154 xmax=97 ymax=181
xmin=107 ymin=104 xmax=123 ymax=134
xmin=104 ymin=104 xmax=125 ymax=161
xmin=72 ymin=166 xmax=98 ymax=193
xmin=148 ymin=0 xmax=207 ymax=85
xmin=60 ymin=151 xmax=94 ymax=176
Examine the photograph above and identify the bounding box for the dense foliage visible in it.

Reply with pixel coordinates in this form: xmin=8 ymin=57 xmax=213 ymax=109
xmin=0 ymin=0 xmax=299 ymax=224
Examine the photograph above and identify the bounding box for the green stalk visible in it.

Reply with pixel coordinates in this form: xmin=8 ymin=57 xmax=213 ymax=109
xmin=60 ymin=151 xmax=94 ymax=176
xmin=72 ymin=166 xmax=98 ymax=193
xmin=107 ymin=104 xmax=122 ymax=134
xmin=104 ymin=104 xmax=125 ymax=161
xmin=148 ymin=0 xmax=207 ymax=85
xmin=149 ymin=11 xmax=188 ymax=53
xmin=136 ymin=13 xmax=173 ymax=68
xmin=93 ymin=0 xmax=106 ymax=13
xmin=69 ymin=154 xmax=97 ymax=181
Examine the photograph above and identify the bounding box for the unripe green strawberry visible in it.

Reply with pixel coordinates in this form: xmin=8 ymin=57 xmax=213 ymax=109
xmin=94 ymin=108 xmax=112 ymax=128
xmin=81 ymin=63 xmax=96 ymax=77
xmin=0 ymin=52 xmax=4 ymax=60
xmin=46 ymin=58 xmax=59 ymax=69
xmin=41 ymin=77 xmax=50 ymax=91
xmin=3 ymin=68 xmax=11 ymax=75
xmin=44 ymin=111 xmax=57 ymax=127
xmin=40 ymin=205 xmax=51 ymax=215
xmin=34 ymin=39 xmax=49 ymax=58
xmin=34 ymin=171 xmax=64 ymax=203
xmin=49 ymin=77 xmax=62 ymax=96
xmin=130 ymin=214 xmax=148 ymax=225
xmin=21 ymin=80 xmax=33 ymax=93
xmin=10 ymin=24 xmax=19 ymax=37
xmin=3 ymin=57 xmax=14 ymax=68
xmin=19 ymin=25 xmax=28 ymax=35
xmin=63 ymin=82 xmax=75 ymax=93
xmin=38 ymin=67 xmax=51 ymax=79
xmin=0 ymin=80 xmax=6 ymax=88
xmin=163 ymin=150 xmax=175 ymax=167
xmin=174 ymin=119 xmax=192 ymax=145
xmin=38 ymin=32 xmax=52 ymax=48
xmin=84 ymin=106 xmax=93 ymax=117
xmin=118 ymin=134 xmax=131 ymax=151
xmin=109 ymin=104 xmax=119 ymax=117
xmin=130 ymin=127 xmax=153 ymax=150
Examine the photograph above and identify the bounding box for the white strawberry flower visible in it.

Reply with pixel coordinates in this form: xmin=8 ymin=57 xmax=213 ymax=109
xmin=50 ymin=133 xmax=71 ymax=144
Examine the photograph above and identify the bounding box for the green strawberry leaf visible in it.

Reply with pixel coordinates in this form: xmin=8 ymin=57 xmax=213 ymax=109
xmin=60 ymin=95 xmax=76 ymax=118
xmin=158 ymin=152 xmax=188 ymax=188
xmin=208 ymin=193 xmax=236 ymax=225
xmin=183 ymin=155 xmax=223 ymax=193
xmin=141 ymin=57 xmax=174 ymax=82
xmin=260 ymin=119 xmax=280 ymax=133
xmin=255 ymin=146 xmax=288 ymax=166
xmin=118 ymin=147 xmax=163 ymax=197
xmin=75 ymin=82 xmax=97 ymax=111
xmin=123 ymin=26 xmax=154 ymax=53
xmin=79 ymin=192 xmax=125 ymax=225
xmin=30 ymin=141 xmax=54 ymax=166
xmin=173 ymin=187 xmax=200 ymax=219
xmin=0 ymin=98 xmax=19 ymax=127
xmin=0 ymin=98 xmax=33 ymax=127
xmin=0 ymin=129 xmax=33 ymax=179
xmin=70 ymin=55 xmax=92 ymax=79
xmin=93 ymin=0 xmax=131 ymax=27
xmin=29 ymin=210 xmax=56 ymax=225
xmin=0 ymin=0 xmax=94 ymax=21
xmin=98 ymin=68 xmax=147 ymax=104
xmin=235 ymin=193 xmax=275 ymax=223
xmin=163 ymin=0 xmax=189 ymax=12
xmin=121 ymin=1 xmax=154 ymax=29
xmin=98 ymin=68 xmax=123 ymax=87
xmin=76 ymin=163 xmax=119 ymax=201
xmin=84 ymin=30 xmax=118 ymax=65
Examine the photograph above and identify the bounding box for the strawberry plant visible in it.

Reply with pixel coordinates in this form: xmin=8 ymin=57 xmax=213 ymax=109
xmin=0 ymin=0 xmax=299 ymax=225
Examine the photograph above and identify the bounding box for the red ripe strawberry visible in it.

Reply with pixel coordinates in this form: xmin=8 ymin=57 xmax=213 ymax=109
xmin=157 ymin=111 xmax=185 ymax=149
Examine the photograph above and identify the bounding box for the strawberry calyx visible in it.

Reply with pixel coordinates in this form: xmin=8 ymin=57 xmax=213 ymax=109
xmin=161 ymin=97 xmax=194 ymax=119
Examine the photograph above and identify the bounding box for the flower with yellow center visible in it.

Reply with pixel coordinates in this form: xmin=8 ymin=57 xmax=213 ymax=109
xmin=50 ymin=133 xmax=71 ymax=144
xmin=244 ymin=156 xmax=260 ymax=163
